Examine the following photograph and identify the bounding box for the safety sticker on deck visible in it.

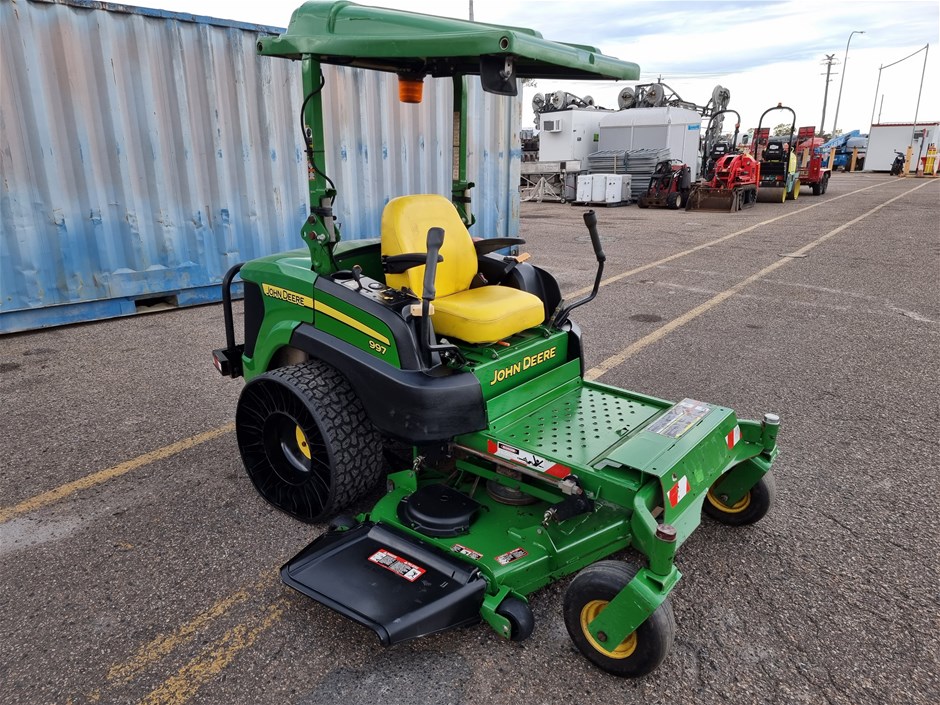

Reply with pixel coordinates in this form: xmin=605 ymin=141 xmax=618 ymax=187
xmin=668 ymin=476 xmax=691 ymax=508
xmin=727 ymin=425 xmax=741 ymax=449
xmin=495 ymin=547 xmax=528 ymax=566
xmin=647 ymin=399 xmax=713 ymax=439
xmin=368 ymin=549 xmax=426 ymax=582
xmin=451 ymin=544 xmax=483 ymax=561
xmin=486 ymin=439 xmax=572 ymax=479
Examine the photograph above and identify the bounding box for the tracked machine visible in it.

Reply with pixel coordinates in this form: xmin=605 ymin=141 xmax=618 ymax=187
xmin=637 ymin=159 xmax=692 ymax=209
xmin=212 ymin=1 xmax=781 ymax=678
xmin=686 ymin=110 xmax=759 ymax=211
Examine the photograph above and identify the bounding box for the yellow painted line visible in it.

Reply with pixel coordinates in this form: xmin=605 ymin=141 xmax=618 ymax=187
xmin=0 ymin=423 xmax=235 ymax=524
xmin=568 ymin=179 xmax=888 ymax=298
xmin=136 ymin=601 xmax=284 ymax=705
xmin=314 ymin=299 xmax=391 ymax=345
xmin=107 ymin=581 xmax=262 ymax=684
xmin=585 ymin=180 xmax=936 ymax=380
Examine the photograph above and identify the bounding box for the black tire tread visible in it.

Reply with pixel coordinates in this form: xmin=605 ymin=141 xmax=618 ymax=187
xmin=237 ymin=360 xmax=384 ymax=522
xmin=563 ymin=560 xmax=675 ymax=677
xmin=496 ymin=597 xmax=535 ymax=642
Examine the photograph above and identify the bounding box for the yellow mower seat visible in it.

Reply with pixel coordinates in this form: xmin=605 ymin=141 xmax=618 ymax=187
xmin=381 ymin=195 xmax=544 ymax=344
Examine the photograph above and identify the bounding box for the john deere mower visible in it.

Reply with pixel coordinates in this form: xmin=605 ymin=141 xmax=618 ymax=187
xmin=686 ymin=109 xmax=759 ymax=212
xmin=755 ymin=105 xmax=800 ymax=202
xmin=213 ymin=1 xmax=780 ymax=678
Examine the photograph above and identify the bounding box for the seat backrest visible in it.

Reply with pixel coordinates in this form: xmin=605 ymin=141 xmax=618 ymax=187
xmin=381 ymin=194 xmax=477 ymax=298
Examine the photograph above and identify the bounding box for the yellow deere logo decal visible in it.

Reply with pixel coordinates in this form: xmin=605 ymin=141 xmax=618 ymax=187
xmin=490 ymin=346 xmax=557 ymax=386
xmin=262 ymin=283 xmax=313 ymax=309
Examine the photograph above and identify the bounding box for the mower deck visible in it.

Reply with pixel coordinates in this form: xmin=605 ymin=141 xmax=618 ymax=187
xmin=281 ymin=352 xmax=772 ymax=647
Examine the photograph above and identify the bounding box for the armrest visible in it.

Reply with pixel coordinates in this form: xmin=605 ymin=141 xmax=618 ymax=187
xmin=382 ymin=252 xmax=443 ymax=275
xmin=472 ymin=237 xmax=525 ymax=256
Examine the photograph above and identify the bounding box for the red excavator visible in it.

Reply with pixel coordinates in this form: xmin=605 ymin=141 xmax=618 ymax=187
xmin=686 ymin=110 xmax=759 ymax=211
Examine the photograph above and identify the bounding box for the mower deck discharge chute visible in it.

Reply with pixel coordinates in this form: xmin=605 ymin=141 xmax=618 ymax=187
xmin=213 ymin=1 xmax=780 ymax=678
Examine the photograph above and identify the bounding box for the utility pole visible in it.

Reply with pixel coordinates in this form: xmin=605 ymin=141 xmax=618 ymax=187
xmin=820 ymin=54 xmax=839 ymax=137
xmin=469 ymin=0 xmax=474 ymax=21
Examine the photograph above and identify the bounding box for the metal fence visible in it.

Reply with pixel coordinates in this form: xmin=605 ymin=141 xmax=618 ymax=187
xmin=0 ymin=0 xmax=521 ymax=333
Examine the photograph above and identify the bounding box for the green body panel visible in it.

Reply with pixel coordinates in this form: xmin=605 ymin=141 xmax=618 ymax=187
xmin=258 ymin=1 xmax=640 ymax=81
xmin=461 ymin=329 xmax=568 ymax=400
xmin=372 ymin=469 xmax=634 ymax=598
xmin=239 ymin=252 xmax=316 ymax=379
xmin=240 ymin=247 xmax=401 ymax=374
xmin=313 ymin=289 xmax=401 ymax=367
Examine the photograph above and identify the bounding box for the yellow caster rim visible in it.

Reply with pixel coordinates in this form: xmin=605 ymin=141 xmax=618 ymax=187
xmin=295 ymin=425 xmax=312 ymax=460
xmin=580 ymin=600 xmax=638 ymax=658
xmin=706 ymin=488 xmax=751 ymax=513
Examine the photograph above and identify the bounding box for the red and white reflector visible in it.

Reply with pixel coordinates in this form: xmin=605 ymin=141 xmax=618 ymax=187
xmin=668 ymin=476 xmax=691 ymax=508
xmin=726 ymin=425 xmax=741 ymax=449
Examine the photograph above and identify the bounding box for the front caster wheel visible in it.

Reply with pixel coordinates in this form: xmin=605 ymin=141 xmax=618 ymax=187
xmin=563 ymin=561 xmax=675 ymax=678
xmin=235 ymin=360 xmax=384 ymax=523
xmin=704 ymin=472 xmax=776 ymax=526
xmin=496 ymin=597 xmax=534 ymax=642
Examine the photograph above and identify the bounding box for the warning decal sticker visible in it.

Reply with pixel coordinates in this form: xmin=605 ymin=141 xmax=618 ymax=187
xmin=451 ymin=544 xmax=483 ymax=561
xmin=486 ymin=440 xmax=572 ymax=479
xmin=495 ymin=547 xmax=528 ymax=566
xmin=647 ymin=399 xmax=713 ymax=439
xmin=368 ymin=549 xmax=426 ymax=582
xmin=727 ymin=425 xmax=741 ymax=449
xmin=668 ymin=476 xmax=691 ymax=507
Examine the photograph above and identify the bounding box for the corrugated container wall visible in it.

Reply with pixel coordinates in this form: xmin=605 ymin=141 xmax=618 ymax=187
xmin=0 ymin=0 xmax=521 ymax=333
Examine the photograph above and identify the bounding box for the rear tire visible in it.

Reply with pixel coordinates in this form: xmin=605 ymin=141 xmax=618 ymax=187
xmin=235 ymin=360 xmax=384 ymax=523
xmin=666 ymin=192 xmax=679 ymax=210
xmin=564 ymin=561 xmax=675 ymax=678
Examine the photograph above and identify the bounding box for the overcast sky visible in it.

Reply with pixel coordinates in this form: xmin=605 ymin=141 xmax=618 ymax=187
xmin=121 ymin=0 xmax=939 ymax=135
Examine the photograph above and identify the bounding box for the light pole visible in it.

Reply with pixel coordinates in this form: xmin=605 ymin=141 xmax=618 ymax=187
xmin=831 ymin=30 xmax=865 ymax=137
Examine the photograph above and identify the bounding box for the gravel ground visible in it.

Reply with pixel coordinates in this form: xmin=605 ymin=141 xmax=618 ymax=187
xmin=0 ymin=172 xmax=937 ymax=705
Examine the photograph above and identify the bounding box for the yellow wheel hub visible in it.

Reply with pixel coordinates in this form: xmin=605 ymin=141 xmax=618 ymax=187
xmin=579 ymin=600 xmax=637 ymax=659
xmin=706 ymin=488 xmax=751 ymax=513
xmin=295 ymin=425 xmax=312 ymax=460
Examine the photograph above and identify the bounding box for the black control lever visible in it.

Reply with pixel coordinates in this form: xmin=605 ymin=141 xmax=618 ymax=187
xmin=416 ymin=227 xmax=467 ymax=369
xmin=422 ymin=228 xmax=444 ymax=314
xmin=550 ymin=210 xmax=606 ymax=329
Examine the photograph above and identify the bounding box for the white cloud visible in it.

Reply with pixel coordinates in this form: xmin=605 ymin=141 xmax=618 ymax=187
xmin=114 ymin=0 xmax=939 ymax=133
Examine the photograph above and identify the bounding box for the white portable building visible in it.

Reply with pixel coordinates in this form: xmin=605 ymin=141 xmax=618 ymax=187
xmin=865 ymin=122 xmax=940 ymax=172
xmin=538 ymin=108 xmax=612 ymax=162
xmin=598 ymin=107 xmax=703 ymax=179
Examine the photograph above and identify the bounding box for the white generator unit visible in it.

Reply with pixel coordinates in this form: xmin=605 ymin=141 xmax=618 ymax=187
xmin=575 ymin=174 xmax=631 ymax=205
xmin=539 ymin=108 xmax=611 ymax=162
xmin=865 ymin=122 xmax=940 ymax=172
xmin=598 ymin=107 xmax=702 ymax=179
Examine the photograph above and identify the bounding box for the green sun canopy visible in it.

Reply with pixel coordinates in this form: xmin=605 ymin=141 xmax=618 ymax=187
xmin=258 ymin=1 xmax=640 ymax=86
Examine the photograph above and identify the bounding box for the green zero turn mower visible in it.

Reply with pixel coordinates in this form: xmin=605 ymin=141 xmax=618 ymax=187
xmin=213 ymin=1 xmax=780 ymax=678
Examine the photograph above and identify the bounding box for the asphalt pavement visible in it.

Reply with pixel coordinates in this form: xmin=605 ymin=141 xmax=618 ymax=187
xmin=1 ymin=172 xmax=937 ymax=705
